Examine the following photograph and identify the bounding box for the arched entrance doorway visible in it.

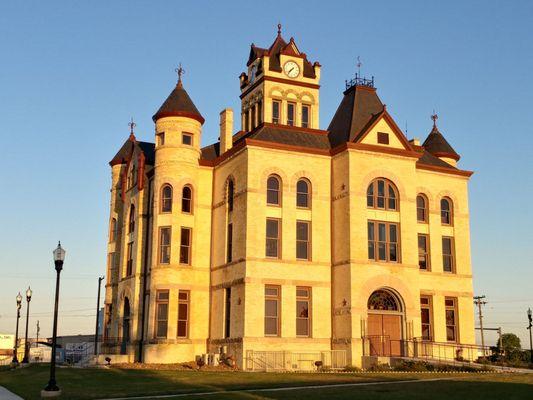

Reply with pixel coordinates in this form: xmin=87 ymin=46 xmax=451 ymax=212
xmin=121 ymin=297 xmax=131 ymax=355
xmin=367 ymin=289 xmax=404 ymax=356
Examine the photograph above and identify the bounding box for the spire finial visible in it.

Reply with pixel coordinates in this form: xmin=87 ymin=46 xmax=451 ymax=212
xmin=431 ymin=111 xmax=438 ymax=129
xmin=175 ymin=63 xmax=185 ymax=87
xmin=128 ymin=117 xmax=136 ymax=139
xmin=277 ymin=23 xmax=282 ymax=36
xmin=356 ymin=56 xmax=362 ymax=77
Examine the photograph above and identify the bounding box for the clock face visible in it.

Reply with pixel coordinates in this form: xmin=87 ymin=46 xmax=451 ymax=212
xmin=284 ymin=61 xmax=300 ymax=78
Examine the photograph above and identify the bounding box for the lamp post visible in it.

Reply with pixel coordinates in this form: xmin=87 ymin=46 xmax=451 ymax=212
xmin=22 ymin=287 xmax=33 ymax=363
xmin=42 ymin=242 xmax=65 ymax=397
xmin=12 ymin=293 xmax=22 ymax=365
xmin=527 ymin=308 xmax=533 ymax=363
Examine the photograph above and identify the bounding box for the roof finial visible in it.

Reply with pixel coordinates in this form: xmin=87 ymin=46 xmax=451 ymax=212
xmin=175 ymin=63 xmax=185 ymax=87
xmin=431 ymin=111 xmax=438 ymax=129
xmin=128 ymin=117 xmax=136 ymax=139
xmin=356 ymin=56 xmax=362 ymax=77
xmin=277 ymin=23 xmax=282 ymax=36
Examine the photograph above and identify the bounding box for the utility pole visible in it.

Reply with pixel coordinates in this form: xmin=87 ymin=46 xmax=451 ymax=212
xmin=36 ymin=320 xmax=40 ymax=348
xmin=474 ymin=295 xmax=487 ymax=356
xmin=94 ymin=276 xmax=104 ymax=356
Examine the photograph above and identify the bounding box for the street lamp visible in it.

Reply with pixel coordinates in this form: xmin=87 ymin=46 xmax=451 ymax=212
xmin=22 ymin=287 xmax=33 ymax=363
xmin=12 ymin=293 xmax=22 ymax=364
xmin=42 ymin=242 xmax=65 ymax=397
xmin=527 ymin=308 xmax=533 ymax=363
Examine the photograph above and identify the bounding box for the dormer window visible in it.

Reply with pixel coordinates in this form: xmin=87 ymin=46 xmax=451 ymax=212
xmin=182 ymin=133 xmax=193 ymax=146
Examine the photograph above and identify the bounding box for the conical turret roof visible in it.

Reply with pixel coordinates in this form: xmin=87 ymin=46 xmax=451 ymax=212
xmin=422 ymin=119 xmax=460 ymax=161
xmin=152 ymin=79 xmax=204 ymax=124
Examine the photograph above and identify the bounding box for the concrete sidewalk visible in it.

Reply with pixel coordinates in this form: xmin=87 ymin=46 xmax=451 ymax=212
xmin=0 ymin=386 xmax=23 ymax=400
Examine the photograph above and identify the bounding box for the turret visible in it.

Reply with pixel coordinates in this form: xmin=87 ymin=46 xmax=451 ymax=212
xmin=153 ymin=66 xmax=204 ymax=166
xmin=422 ymin=114 xmax=460 ymax=167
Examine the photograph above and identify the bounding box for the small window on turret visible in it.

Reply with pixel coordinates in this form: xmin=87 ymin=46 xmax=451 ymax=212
xmin=158 ymin=132 xmax=165 ymax=146
xmin=182 ymin=133 xmax=193 ymax=146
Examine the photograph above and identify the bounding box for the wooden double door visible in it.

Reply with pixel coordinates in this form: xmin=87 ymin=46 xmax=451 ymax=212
xmin=367 ymin=313 xmax=402 ymax=356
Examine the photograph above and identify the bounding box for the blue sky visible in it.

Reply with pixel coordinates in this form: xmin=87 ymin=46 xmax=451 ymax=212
xmin=0 ymin=1 xmax=532 ymax=346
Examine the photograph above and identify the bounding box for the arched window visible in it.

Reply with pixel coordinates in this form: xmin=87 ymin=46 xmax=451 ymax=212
xmin=296 ymin=179 xmax=311 ymax=208
xmin=267 ymin=175 xmax=281 ymax=205
xmin=227 ymin=179 xmax=235 ymax=212
xmin=161 ymin=184 xmax=173 ymax=213
xmin=128 ymin=204 xmax=135 ymax=233
xmin=367 ymin=178 xmax=398 ymax=210
xmin=441 ymin=198 xmax=453 ymax=225
xmin=367 ymin=290 xmax=400 ymax=311
xmin=416 ymin=195 xmax=428 ymax=223
xmin=182 ymin=185 xmax=192 ymax=213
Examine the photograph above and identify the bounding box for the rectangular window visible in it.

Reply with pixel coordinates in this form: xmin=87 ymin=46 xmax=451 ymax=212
xmin=159 ymin=227 xmax=171 ymax=264
xmin=264 ymin=285 xmax=280 ymax=336
xmin=158 ymin=132 xmax=165 ymax=146
xmin=244 ymin=110 xmax=250 ymax=131
xmin=226 ymin=223 xmax=233 ymax=263
xmin=107 ymin=253 xmax=114 ymax=282
xmin=257 ymin=101 xmax=263 ymax=124
xmin=182 ymin=133 xmax=193 ymax=146
xmin=272 ymin=101 xmax=280 ymax=124
xmin=418 ymin=234 xmax=430 ymax=270
xmin=110 ymin=218 xmax=117 ymax=242
xmin=301 ymin=104 xmax=310 ymax=128
xmin=180 ymin=227 xmax=192 ymax=265
xmin=367 ymin=221 xmax=399 ymax=262
xmin=155 ymin=290 xmax=169 ymax=338
xmin=445 ymin=297 xmax=457 ymax=342
xmin=266 ymin=218 xmax=281 ymax=258
xmin=287 ymin=102 xmax=295 ymax=126
xmin=126 ymin=242 xmax=133 ymax=276
xmin=296 ymin=221 xmax=310 ymax=260
xmin=177 ymin=290 xmax=189 ymax=338
xmin=296 ymin=287 xmax=311 ymax=337
xmin=251 ymin=105 xmax=256 ymax=130
xmin=420 ymin=296 xmax=432 ymax=341
xmin=377 ymin=132 xmax=390 ymax=144
xmin=442 ymin=237 xmax=455 ymax=273
xmin=224 ymin=287 xmax=231 ymax=338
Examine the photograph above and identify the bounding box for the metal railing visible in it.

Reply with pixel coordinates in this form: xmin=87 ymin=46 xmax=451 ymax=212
xmin=345 ymin=73 xmax=375 ymax=90
xmin=246 ymin=350 xmax=347 ymax=371
xmin=362 ymin=336 xmax=490 ymax=364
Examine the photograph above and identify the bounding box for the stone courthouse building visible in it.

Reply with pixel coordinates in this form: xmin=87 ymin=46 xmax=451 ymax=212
xmin=103 ymin=27 xmax=476 ymax=369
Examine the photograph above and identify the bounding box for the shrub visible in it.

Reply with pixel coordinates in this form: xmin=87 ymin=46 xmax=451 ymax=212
xmin=343 ymin=365 xmax=361 ymax=373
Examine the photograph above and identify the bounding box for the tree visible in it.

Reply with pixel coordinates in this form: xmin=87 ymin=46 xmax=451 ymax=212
xmin=497 ymin=333 xmax=521 ymax=358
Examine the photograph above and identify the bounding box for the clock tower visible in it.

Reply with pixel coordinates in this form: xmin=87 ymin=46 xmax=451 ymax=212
xmin=239 ymin=25 xmax=321 ymax=131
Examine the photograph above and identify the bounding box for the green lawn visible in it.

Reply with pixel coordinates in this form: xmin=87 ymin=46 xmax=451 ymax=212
xmin=0 ymin=364 xmax=531 ymax=400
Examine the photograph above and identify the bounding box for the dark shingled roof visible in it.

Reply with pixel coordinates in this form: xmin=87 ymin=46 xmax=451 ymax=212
xmin=152 ymin=80 xmax=205 ymax=124
xmin=200 ymin=124 xmax=330 ymax=161
xmin=110 ymin=137 xmax=155 ymax=166
xmin=422 ymin=126 xmax=460 ymax=161
xmin=417 ymin=150 xmax=457 ymax=169
xmin=246 ymin=125 xmax=330 ymax=150
xmin=327 ymin=85 xmax=385 ymax=148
